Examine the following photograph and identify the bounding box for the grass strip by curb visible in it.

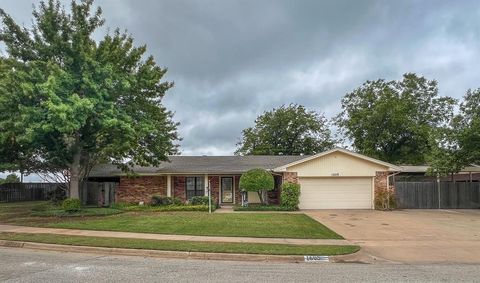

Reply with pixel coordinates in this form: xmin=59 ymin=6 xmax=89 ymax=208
xmin=0 ymin=232 xmax=360 ymax=256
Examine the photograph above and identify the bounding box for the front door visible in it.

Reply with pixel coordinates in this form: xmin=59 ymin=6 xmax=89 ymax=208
xmin=221 ymin=177 xmax=234 ymax=203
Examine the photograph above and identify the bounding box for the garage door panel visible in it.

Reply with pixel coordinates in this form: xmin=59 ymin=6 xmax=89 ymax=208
xmin=299 ymin=177 xmax=372 ymax=209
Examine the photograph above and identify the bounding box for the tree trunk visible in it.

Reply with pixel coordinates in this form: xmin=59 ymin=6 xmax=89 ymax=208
xmin=69 ymin=151 xmax=82 ymax=199
xmin=257 ymin=191 xmax=264 ymax=205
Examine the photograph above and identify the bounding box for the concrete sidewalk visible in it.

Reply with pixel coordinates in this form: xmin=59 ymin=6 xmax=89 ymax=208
xmin=0 ymin=224 xmax=351 ymax=246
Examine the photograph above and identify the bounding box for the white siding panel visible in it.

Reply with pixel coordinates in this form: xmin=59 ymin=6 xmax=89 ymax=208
xmin=299 ymin=177 xmax=372 ymax=209
xmin=287 ymin=151 xmax=388 ymax=177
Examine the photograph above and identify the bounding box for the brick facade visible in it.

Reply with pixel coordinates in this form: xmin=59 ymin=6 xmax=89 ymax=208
xmin=208 ymin=176 xmax=220 ymax=205
xmin=173 ymin=176 xmax=187 ymax=202
xmin=115 ymin=173 xmax=286 ymax=206
xmin=116 ymin=176 xmax=167 ymax=204
xmin=282 ymin=171 xmax=299 ymax=184
xmin=374 ymin=171 xmax=389 ymax=191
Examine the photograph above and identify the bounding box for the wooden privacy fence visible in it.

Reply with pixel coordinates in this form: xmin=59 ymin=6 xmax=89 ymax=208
xmin=0 ymin=183 xmax=65 ymax=203
xmin=395 ymin=182 xmax=480 ymax=209
xmin=0 ymin=182 xmax=118 ymax=206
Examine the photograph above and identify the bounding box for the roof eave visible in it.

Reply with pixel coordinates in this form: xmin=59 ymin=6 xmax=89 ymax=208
xmin=273 ymin=147 xmax=403 ymax=172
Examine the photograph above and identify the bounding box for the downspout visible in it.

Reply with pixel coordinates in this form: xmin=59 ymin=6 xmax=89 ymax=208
xmin=386 ymin=171 xmax=401 ymax=210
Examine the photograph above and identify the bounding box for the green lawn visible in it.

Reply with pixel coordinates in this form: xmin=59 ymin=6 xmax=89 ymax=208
xmin=0 ymin=201 xmax=342 ymax=239
xmin=0 ymin=232 xmax=359 ymax=255
xmin=44 ymin=212 xmax=342 ymax=239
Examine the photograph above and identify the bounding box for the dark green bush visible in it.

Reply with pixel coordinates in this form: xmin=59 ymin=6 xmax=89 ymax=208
xmin=151 ymin=195 xmax=182 ymax=206
xmin=233 ymin=205 xmax=293 ymax=211
xmin=281 ymin=182 xmax=301 ymax=210
xmin=61 ymin=198 xmax=82 ymax=212
xmin=189 ymin=196 xmax=210 ymax=205
xmin=47 ymin=185 xmax=68 ymax=204
xmin=32 ymin=207 xmax=123 ymax=217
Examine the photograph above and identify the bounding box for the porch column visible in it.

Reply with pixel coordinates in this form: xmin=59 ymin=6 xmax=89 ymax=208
xmin=167 ymin=174 xmax=172 ymax=197
xmin=204 ymin=174 xmax=209 ymax=196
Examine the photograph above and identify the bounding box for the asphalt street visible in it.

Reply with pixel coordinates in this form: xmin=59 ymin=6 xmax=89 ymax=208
xmin=1 ymin=247 xmax=479 ymax=282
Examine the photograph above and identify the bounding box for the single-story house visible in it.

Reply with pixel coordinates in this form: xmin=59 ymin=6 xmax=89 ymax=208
xmin=89 ymin=148 xmax=402 ymax=209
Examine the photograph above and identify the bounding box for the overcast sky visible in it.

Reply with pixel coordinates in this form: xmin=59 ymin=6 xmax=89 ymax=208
xmin=2 ymin=0 xmax=480 ymax=161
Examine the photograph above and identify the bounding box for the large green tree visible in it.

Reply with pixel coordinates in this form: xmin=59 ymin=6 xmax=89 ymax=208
xmin=235 ymin=104 xmax=335 ymax=155
xmin=457 ymin=89 xmax=480 ymax=166
xmin=336 ymin=73 xmax=455 ymax=165
xmin=428 ymin=88 xmax=480 ymax=176
xmin=0 ymin=174 xmax=20 ymax=185
xmin=0 ymin=0 xmax=179 ymax=198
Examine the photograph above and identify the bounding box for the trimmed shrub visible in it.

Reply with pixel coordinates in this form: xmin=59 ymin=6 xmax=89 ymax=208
xmin=239 ymin=168 xmax=274 ymax=205
xmin=189 ymin=196 xmax=210 ymax=205
xmin=151 ymin=195 xmax=182 ymax=206
xmin=32 ymin=207 xmax=123 ymax=217
xmin=281 ymin=182 xmax=300 ymax=210
xmin=61 ymin=198 xmax=82 ymax=212
xmin=233 ymin=205 xmax=293 ymax=211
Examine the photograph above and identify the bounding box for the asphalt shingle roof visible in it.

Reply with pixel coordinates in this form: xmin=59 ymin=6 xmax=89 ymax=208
xmin=89 ymin=155 xmax=308 ymax=177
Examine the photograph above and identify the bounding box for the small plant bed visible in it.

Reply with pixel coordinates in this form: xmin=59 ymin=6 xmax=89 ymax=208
xmin=0 ymin=232 xmax=360 ymax=256
xmin=120 ymin=204 xmax=213 ymax=212
xmin=111 ymin=196 xmax=216 ymax=212
xmin=31 ymin=207 xmax=123 ymax=217
xmin=233 ymin=205 xmax=294 ymax=211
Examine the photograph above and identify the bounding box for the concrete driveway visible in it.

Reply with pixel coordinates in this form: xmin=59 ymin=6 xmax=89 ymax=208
xmin=305 ymin=209 xmax=480 ymax=264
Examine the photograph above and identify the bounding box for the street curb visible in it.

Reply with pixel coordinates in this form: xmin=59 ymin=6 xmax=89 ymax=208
xmin=0 ymin=240 xmax=308 ymax=263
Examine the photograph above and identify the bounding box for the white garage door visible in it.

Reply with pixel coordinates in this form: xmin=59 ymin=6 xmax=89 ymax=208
xmin=299 ymin=177 xmax=373 ymax=209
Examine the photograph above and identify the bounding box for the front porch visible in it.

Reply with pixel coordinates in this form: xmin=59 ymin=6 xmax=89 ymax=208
xmin=114 ymin=174 xmax=284 ymax=206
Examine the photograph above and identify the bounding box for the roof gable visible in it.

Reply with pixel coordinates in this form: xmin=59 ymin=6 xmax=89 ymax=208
xmin=274 ymin=148 xmax=402 ymax=172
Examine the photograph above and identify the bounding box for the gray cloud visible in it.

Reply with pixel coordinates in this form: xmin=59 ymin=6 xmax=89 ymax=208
xmin=2 ymin=0 xmax=479 ymax=155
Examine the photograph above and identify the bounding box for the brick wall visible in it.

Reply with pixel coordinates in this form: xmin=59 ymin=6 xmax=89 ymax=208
xmin=208 ymin=176 xmax=219 ymax=205
xmin=116 ymin=176 xmax=167 ymax=204
xmin=375 ymin=171 xmax=389 ymax=191
xmin=173 ymin=176 xmax=186 ymax=202
xmin=282 ymin=172 xmax=299 ymax=184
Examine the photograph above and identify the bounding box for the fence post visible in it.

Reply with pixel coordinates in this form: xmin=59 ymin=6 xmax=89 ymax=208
xmin=437 ymin=175 xmax=441 ymax=209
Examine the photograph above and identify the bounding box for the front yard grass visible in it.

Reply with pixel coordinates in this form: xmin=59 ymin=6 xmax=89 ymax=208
xmin=0 ymin=232 xmax=359 ymax=255
xmin=0 ymin=201 xmax=343 ymax=239
xmin=43 ymin=212 xmax=342 ymax=239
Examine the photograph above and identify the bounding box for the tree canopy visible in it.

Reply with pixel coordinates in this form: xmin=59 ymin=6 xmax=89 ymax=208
xmin=0 ymin=174 xmax=20 ymax=185
xmin=427 ymin=88 xmax=480 ymax=176
xmin=235 ymin=104 xmax=335 ymax=156
xmin=0 ymin=0 xmax=179 ymax=198
xmin=239 ymin=168 xmax=274 ymax=205
xmin=336 ymin=73 xmax=455 ymax=165
xmin=456 ymin=89 xmax=480 ymax=166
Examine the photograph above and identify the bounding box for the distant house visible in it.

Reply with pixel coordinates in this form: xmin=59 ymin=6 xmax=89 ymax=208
xmin=396 ymin=165 xmax=480 ymax=182
xmin=89 ymin=148 xmax=401 ymax=209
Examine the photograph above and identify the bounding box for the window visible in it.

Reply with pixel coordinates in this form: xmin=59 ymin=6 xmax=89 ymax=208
xmin=186 ymin=177 xmax=204 ymax=200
